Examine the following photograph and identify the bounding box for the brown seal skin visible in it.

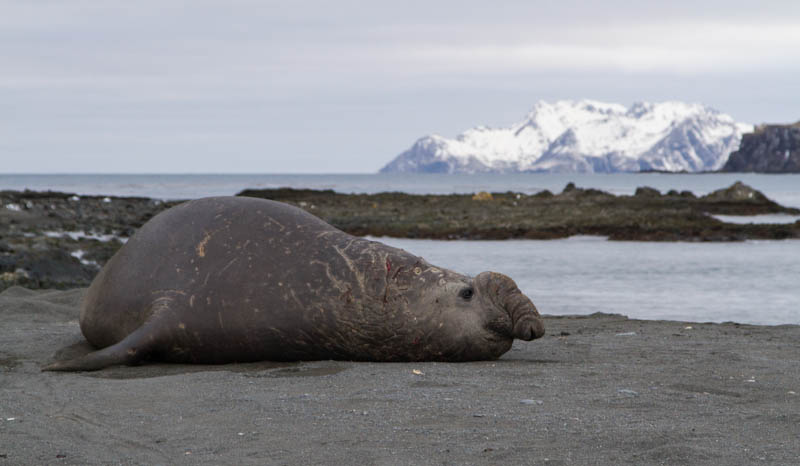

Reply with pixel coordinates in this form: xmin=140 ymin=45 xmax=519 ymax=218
xmin=43 ymin=197 xmax=545 ymax=371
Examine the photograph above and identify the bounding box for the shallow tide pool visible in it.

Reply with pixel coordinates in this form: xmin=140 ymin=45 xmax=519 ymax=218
xmin=712 ymin=214 xmax=800 ymax=224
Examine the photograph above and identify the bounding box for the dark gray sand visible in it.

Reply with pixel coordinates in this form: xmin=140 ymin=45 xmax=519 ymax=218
xmin=1 ymin=286 xmax=798 ymax=465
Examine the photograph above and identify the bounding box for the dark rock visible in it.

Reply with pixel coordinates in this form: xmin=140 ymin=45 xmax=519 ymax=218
xmin=238 ymin=187 xmax=337 ymax=200
xmin=635 ymin=186 xmax=661 ymax=197
xmin=558 ymin=183 xmax=612 ymax=199
xmin=722 ymin=122 xmax=800 ymax=173
xmin=701 ymin=181 xmax=769 ymax=203
xmin=0 ymin=249 xmax=96 ymax=289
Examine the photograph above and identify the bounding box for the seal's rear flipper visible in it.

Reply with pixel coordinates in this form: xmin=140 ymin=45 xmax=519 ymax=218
xmin=42 ymin=321 xmax=160 ymax=372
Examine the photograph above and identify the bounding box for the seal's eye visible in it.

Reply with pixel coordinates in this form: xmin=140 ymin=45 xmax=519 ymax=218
xmin=459 ymin=287 xmax=474 ymax=300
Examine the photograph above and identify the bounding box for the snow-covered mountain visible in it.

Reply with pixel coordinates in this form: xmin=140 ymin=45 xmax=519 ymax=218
xmin=380 ymin=100 xmax=753 ymax=173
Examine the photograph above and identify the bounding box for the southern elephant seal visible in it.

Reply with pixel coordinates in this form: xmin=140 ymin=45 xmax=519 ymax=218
xmin=44 ymin=197 xmax=544 ymax=371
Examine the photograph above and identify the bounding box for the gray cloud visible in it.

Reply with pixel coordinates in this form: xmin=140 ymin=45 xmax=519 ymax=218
xmin=2 ymin=0 xmax=799 ymax=173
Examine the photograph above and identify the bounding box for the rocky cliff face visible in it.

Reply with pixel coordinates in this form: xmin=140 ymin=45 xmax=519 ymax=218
xmin=722 ymin=123 xmax=800 ymax=173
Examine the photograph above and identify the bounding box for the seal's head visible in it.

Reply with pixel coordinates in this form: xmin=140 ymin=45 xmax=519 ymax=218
xmin=413 ymin=269 xmax=545 ymax=361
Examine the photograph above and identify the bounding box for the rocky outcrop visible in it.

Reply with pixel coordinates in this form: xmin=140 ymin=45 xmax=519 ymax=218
xmin=721 ymin=123 xmax=800 ymax=173
xmin=240 ymin=182 xmax=800 ymax=242
xmin=0 ymin=191 xmax=180 ymax=291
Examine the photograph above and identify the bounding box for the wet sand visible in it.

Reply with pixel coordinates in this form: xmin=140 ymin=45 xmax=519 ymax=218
xmin=1 ymin=286 xmax=798 ymax=465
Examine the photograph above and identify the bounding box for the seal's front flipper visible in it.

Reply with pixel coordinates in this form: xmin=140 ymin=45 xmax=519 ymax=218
xmin=42 ymin=321 xmax=160 ymax=372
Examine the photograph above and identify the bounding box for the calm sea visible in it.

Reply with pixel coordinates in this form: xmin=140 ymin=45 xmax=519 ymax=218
xmin=2 ymin=173 xmax=799 ymax=325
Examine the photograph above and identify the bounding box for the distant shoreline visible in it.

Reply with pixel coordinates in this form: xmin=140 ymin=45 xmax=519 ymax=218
xmin=2 ymin=172 xmax=800 ymax=205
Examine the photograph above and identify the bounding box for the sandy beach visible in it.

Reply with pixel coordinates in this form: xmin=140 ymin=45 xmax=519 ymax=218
xmin=1 ymin=286 xmax=798 ymax=465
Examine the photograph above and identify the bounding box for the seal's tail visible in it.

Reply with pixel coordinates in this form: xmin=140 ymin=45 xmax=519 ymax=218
xmin=41 ymin=318 xmax=161 ymax=372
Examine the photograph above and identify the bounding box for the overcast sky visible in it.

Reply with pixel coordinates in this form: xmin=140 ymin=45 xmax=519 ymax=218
xmin=3 ymin=0 xmax=800 ymax=173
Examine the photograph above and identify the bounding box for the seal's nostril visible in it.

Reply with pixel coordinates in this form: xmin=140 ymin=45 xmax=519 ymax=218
xmin=513 ymin=316 xmax=546 ymax=341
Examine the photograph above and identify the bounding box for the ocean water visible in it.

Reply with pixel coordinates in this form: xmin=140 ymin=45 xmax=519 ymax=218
xmin=375 ymin=236 xmax=800 ymax=326
xmin=2 ymin=173 xmax=799 ymax=325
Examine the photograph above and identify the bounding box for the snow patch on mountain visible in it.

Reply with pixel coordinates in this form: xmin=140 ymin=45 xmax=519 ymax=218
xmin=380 ymin=100 xmax=753 ymax=173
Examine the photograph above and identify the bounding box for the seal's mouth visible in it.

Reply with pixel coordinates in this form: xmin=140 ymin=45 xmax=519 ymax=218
xmin=485 ymin=318 xmax=514 ymax=340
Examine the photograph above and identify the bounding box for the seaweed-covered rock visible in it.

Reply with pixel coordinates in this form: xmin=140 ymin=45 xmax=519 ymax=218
xmin=697 ymin=181 xmax=788 ymax=215
xmin=238 ymin=182 xmax=799 ymax=243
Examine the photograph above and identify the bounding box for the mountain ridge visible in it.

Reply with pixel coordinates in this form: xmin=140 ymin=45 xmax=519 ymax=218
xmin=380 ymin=100 xmax=753 ymax=174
